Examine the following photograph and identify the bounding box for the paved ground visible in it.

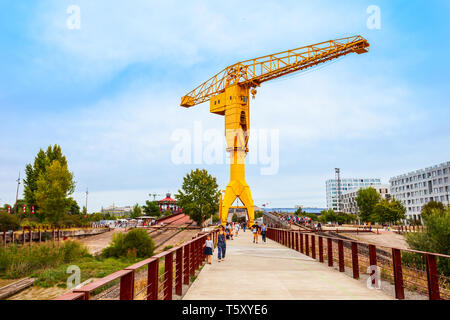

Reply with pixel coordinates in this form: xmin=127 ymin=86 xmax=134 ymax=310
xmin=79 ymin=228 xmax=126 ymax=255
xmin=183 ymin=231 xmax=393 ymax=300
xmin=343 ymin=231 xmax=409 ymax=250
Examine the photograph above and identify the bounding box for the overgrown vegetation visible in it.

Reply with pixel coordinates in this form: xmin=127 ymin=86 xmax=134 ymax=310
xmin=102 ymin=228 xmax=155 ymax=259
xmin=404 ymin=206 xmax=450 ymax=276
xmin=0 ymin=240 xmax=90 ymax=279
xmin=0 ymin=212 xmax=21 ymax=230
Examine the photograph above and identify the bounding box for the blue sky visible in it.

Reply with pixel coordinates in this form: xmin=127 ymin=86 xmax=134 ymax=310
xmin=0 ymin=0 xmax=449 ymax=211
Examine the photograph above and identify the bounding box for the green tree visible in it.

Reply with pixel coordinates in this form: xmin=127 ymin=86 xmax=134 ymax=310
xmin=421 ymin=201 xmax=445 ymax=217
xmin=82 ymin=206 xmax=87 ymax=216
xmin=388 ymin=199 xmax=407 ymax=224
xmin=175 ymin=169 xmax=220 ymax=226
xmin=295 ymin=207 xmax=303 ymax=216
xmin=355 ymin=187 xmax=381 ymax=223
xmin=67 ymin=197 xmax=80 ymax=215
xmin=142 ymin=200 xmax=161 ymax=217
xmin=130 ymin=203 xmax=142 ymax=219
xmin=373 ymin=199 xmax=406 ymax=225
xmin=319 ymin=209 xmax=338 ymax=223
xmin=212 ymin=214 xmax=220 ymax=224
xmin=35 ymin=160 xmax=75 ymax=226
xmin=232 ymin=213 xmax=238 ymax=222
xmin=23 ymin=145 xmax=69 ymax=211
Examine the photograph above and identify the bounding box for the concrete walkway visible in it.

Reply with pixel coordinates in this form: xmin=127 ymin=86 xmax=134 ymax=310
xmin=183 ymin=231 xmax=393 ymax=300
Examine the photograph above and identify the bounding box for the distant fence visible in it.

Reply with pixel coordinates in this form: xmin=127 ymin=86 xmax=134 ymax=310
xmin=54 ymin=229 xmax=218 ymax=300
xmin=1 ymin=226 xmax=109 ymax=247
xmin=267 ymin=227 xmax=449 ymax=300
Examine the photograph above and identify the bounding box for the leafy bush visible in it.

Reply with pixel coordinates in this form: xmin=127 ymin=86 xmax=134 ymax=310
xmin=102 ymin=229 xmax=155 ymax=258
xmin=405 ymin=208 xmax=450 ymax=275
xmin=0 ymin=212 xmax=21 ymax=231
xmin=212 ymin=215 xmax=220 ymax=223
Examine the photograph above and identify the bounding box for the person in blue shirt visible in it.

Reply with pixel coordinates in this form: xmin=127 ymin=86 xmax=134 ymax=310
xmin=261 ymin=223 xmax=267 ymax=243
xmin=217 ymin=225 xmax=227 ymax=262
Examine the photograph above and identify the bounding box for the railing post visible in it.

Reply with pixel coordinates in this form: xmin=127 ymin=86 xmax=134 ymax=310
xmin=196 ymin=239 xmax=201 ymax=270
xmin=338 ymin=240 xmax=344 ymax=272
xmin=164 ymin=251 xmax=173 ymax=300
xmin=305 ymin=234 xmax=309 ymax=256
xmin=148 ymin=259 xmax=158 ymax=300
xmin=318 ymin=236 xmax=323 ymax=263
xmin=327 ymin=238 xmax=333 ymax=267
xmin=184 ymin=243 xmax=190 ymax=285
xmin=52 ymin=228 xmax=55 ymax=242
xmin=38 ymin=227 xmax=41 ymax=243
xmin=29 ymin=228 xmax=32 ymax=245
xmin=300 ymin=233 xmax=304 ymax=254
xmin=351 ymin=242 xmax=359 ymax=279
xmin=175 ymin=247 xmax=183 ymax=296
xmin=295 ymin=232 xmax=299 ymax=251
xmin=120 ymin=271 xmax=134 ymax=300
xmin=369 ymin=244 xmax=377 ymax=285
xmin=189 ymin=242 xmax=195 ymax=276
xmin=425 ymin=254 xmax=440 ymax=300
xmin=290 ymin=231 xmax=294 ymax=249
xmin=311 ymin=235 xmax=316 ymax=259
xmin=289 ymin=231 xmax=292 ymax=248
xmin=392 ymin=248 xmax=405 ymax=299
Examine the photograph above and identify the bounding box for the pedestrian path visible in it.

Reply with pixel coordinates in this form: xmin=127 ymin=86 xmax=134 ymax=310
xmin=183 ymin=230 xmax=393 ymax=300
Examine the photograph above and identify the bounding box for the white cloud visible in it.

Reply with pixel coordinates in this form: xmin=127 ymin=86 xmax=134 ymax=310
xmin=32 ymin=0 xmax=365 ymax=79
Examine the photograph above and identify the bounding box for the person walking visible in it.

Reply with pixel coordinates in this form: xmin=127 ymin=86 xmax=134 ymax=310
xmin=252 ymin=223 xmax=259 ymax=243
xmin=243 ymin=222 xmax=246 ymax=232
xmin=204 ymin=234 xmax=214 ymax=264
xmin=217 ymin=225 xmax=227 ymax=262
xmin=261 ymin=223 xmax=267 ymax=243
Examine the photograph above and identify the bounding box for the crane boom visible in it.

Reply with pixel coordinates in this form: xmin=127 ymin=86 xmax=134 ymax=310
xmin=181 ymin=35 xmax=369 ymax=107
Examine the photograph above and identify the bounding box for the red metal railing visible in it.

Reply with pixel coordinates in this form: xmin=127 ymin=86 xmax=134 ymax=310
xmin=267 ymin=227 xmax=450 ymax=300
xmin=54 ymin=229 xmax=218 ymax=300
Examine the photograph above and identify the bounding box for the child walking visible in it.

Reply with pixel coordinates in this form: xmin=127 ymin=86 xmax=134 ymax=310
xmin=204 ymin=234 xmax=214 ymax=264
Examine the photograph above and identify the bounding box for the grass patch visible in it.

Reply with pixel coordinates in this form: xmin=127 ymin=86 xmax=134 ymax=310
xmin=0 ymin=240 xmax=141 ymax=289
xmin=32 ymin=256 xmax=139 ymax=288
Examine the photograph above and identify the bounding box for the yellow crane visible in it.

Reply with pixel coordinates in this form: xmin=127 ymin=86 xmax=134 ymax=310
xmin=181 ymin=35 xmax=370 ymax=226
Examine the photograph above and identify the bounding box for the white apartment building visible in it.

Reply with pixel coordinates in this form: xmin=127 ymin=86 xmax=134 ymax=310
xmin=341 ymin=184 xmax=391 ymax=215
xmin=389 ymin=161 xmax=450 ymax=221
xmin=326 ymin=178 xmax=382 ymax=211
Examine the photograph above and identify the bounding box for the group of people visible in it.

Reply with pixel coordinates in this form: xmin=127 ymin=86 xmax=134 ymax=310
xmin=250 ymin=222 xmax=267 ymax=243
xmin=204 ymin=221 xmax=269 ymax=264
xmin=278 ymin=214 xmax=313 ymax=226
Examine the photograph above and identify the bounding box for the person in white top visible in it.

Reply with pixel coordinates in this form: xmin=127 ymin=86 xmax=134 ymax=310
xmin=204 ymin=235 xmax=214 ymax=264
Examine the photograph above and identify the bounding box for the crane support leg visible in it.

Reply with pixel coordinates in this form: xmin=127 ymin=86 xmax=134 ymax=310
xmin=220 ymin=150 xmax=255 ymax=226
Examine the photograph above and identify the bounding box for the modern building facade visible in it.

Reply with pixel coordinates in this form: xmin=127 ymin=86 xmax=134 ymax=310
xmin=341 ymin=184 xmax=391 ymax=215
xmin=326 ymin=178 xmax=382 ymax=211
xmin=389 ymin=161 xmax=450 ymax=221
